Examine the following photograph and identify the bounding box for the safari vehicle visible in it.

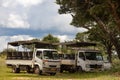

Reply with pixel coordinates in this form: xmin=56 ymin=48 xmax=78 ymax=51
xmin=60 ymin=42 xmax=106 ymax=73
xmin=6 ymin=40 xmax=60 ymax=75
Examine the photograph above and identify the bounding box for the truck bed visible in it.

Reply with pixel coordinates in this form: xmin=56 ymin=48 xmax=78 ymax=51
xmin=6 ymin=60 xmax=33 ymax=66
xmin=61 ymin=59 xmax=75 ymax=65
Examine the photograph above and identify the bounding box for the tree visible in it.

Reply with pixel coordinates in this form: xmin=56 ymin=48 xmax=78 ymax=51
xmin=0 ymin=48 xmax=16 ymax=58
xmin=75 ymin=28 xmax=113 ymax=62
xmin=42 ymin=34 xmax=60 ymax=43
xmin=56 ymin=0 xmax=120 ymax=59
xmin=75 ymin=32 xmax=89 ymax=42
xmin=42 ymin=34 xmax=60 ymax=49
xmin=88 ymin=26 xmax=113 ymax=63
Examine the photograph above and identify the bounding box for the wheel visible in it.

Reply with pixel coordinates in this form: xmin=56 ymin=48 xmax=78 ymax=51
xmin=69 ymin=69 xmax=75 ymax=73
xmin=78 ymin=66 xmax=83 ymax=72
xmin=60 ymin=68 xmax=63 ymax=73
xmin=50 ymin=73 xmax=56 ymax=76
xmin=60 ymin=65 xmax=64 ymax=73
xmin=26 ymin=66 xmax=31 ymax=73
xmin=27 ymin=66 xmax=33 ymax=73
xmin=34 ymin=66 xmax=42 ymax=75
xmin=12 ymin=66 xmax=20 ymax=73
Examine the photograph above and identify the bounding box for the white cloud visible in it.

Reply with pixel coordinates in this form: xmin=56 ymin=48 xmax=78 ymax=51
xmin=10 ymin=35 xmax=34 ymax=41
xmin=5 ymin=13 xmax=29 ymax=28
xmin=0 ymin=0 xmax=87 ymax=51
xmin=0 ymin=0 xmax=43 ymax=29
xmin=0 ymin=13 xmax=30 ymax=29
xmin=0 ymin=35 xmax=34 ymax=52
xmin=52 ymin=14 xmax=86 ymax=33
xmin=27 ymin=1 xmax=87 ymax=33
xmin=0 ymin=36 xmax=9 ymax=51
xmin=1 ymin=0 xmax=43 ymax=8
xmin=56 ymin=35 xmax=73 ymax=42
xmin=17 ymin=0 xmax=43 ymax=7
xmin=1 ymin=0 xmax=17 ymax=8
xmin=0 ymin=0 xmax=86 ymax=33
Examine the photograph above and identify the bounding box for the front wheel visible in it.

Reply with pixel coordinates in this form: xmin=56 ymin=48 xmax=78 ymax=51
xmin=78 ymin=66 xmax=83 ymax=72
xmin=34 ymin=66 xmax=42 ymax=75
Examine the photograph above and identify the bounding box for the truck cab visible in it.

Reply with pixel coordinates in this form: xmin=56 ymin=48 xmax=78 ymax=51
xmin=77 ymin=50 xmax=104 ymax=72
xmin=34 ymin=49 xmax=60 ymax=75
xmin=59 ymin=42 xmax=106 ymax=72
xmin=60 ymin=49 xmax=104 ymax=73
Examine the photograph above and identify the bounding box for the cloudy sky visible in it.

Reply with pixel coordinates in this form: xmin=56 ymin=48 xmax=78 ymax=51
xmin=0 ymin=0 xmax=86 ymax=51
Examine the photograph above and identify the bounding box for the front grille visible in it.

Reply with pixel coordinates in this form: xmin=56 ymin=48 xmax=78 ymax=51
xmin=90 ymin=64 xmax=102 ymax=68
xmin=49 ymin=65 xmax=56 ymax=67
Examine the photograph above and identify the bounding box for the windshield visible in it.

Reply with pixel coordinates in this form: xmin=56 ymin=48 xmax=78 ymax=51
xmin=43 ymin=50 xmax=59 ymax=59
xmin=85 ymin=52 xmax=103 ymax=61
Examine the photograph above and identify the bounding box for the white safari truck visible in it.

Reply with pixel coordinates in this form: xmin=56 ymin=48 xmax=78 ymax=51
xmin=60 ymin=42 xmax=110 ymax=73
xmin=6 ymin=40 xmax=60 ymax=75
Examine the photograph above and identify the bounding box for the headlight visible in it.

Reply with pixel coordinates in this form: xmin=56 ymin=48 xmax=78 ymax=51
xmin=86 ymin=64 xmax=90 ymax=68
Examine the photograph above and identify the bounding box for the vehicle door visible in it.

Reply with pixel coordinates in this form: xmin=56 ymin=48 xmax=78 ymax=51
xmin=77 ymin=52 xmax=86 ymax=70
xmin=35 ymin=51 xmax=43 ymax=67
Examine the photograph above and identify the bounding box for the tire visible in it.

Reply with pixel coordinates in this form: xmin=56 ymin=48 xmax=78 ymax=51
xmin=69 ymin=69 xmax=75 ymax=73
xmin=50 ymin=73 xmax=56 ymax=76
xmin=60 ymin=65 xmax=64 ymax=73
xmin=12 ymin=66 xmax=20 ymax=73
xmin=34 ymin=66 xmax=42 ymax=75
xmin=60 ymin=68 xmax=63 ymax=73
xmin=78 ymin=66 xmax=83 ymax=72
xmin=27 ymin=66 xmax=33 ymax=73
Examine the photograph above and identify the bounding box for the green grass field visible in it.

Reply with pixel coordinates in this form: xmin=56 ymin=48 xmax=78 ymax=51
xmin=0 ymin=57 xmax=120 ymax=80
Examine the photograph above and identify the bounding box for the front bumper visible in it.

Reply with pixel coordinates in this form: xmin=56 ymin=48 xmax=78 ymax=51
xmin=43 ymin=67 xmax=60 ymax=73
xmin=85 ymin=65 xmax=103 ymax=72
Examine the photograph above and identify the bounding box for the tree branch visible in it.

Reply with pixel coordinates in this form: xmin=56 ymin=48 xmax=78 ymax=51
xmin=107 ymin=0 xmax=120 ymax=31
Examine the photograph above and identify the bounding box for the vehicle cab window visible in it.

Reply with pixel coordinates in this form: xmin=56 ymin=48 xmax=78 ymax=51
xmin=36 ymin=51 xmax=42 ymax=59
xmin=79 ymin=52 xmax=85 ymax=60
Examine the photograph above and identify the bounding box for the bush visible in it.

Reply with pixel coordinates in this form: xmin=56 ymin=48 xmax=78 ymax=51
xmin=109 ymin=59 xmax=120 ymax=73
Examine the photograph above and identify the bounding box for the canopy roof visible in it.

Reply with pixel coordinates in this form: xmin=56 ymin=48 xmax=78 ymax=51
xmin=60 ymin=42 xmax=96 ymax=47
xmin=8 ymin=40 xmax=58 ymax=48
xmin=8 ymin=40 xmax=96 ymax=48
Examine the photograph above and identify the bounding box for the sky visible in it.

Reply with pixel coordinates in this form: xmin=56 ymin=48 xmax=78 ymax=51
xmin=0 ymin=0 xmax=86 ymax=51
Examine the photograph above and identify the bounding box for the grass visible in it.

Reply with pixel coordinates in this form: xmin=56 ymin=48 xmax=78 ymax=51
xmin=0 ymin=57 xmax=120 ymax=80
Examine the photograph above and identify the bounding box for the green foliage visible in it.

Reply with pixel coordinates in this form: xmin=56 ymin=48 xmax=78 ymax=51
xmin=75 ymin=32 xmax=89 ymax=42
xmin=0 ymin=48 xmax=16 ymax=58
xmin=42 ymin=34 xmax=60 ymax=49
xmin=42 ymin=34 xmax=60 ymax=43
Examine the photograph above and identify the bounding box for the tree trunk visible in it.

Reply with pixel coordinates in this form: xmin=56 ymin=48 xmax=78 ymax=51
xmin=92 ymin=15 xmax=120 ymax=59
xmin=115 ymin=46 xmax=120 ymax=59
xmin=108 ymin=1 xmax=120 ymax=31
xmin=110 ymin=35 xmax=120 ymax=59
xmin=106 ymin=46 xmax=112 ymax=63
